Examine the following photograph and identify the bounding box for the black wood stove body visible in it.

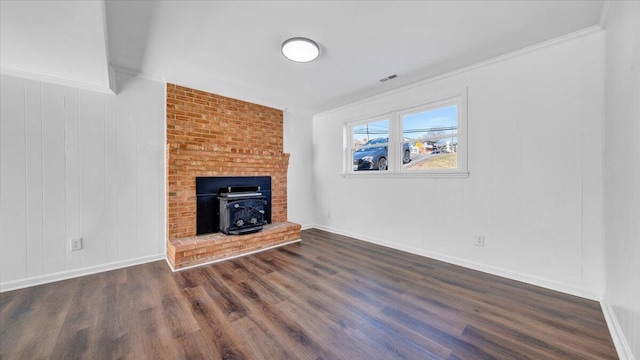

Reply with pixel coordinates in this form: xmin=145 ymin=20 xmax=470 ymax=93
xmin=196 ymin=176 xmax=271 ymax=236
xmin=217 ymin=188 xmax=267 ymax=235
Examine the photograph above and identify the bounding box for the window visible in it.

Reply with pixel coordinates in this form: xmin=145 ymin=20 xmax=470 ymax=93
xmin=350 ymin=119 xmax=390 ymax=171
xmin=345 ymin=92 xmax=467 ymax=177
xmin=401 ymin=104 xmax=459 ymax=171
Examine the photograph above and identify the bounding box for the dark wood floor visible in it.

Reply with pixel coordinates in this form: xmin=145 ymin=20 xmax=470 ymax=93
xmin=1 ymin=229 xmax=617 ymax=359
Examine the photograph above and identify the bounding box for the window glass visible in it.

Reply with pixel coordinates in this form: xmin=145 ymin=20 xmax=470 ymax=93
xmin=402 ymin=105 xmax=458 ymax=171
xmin=344 ymin=92 xmax=466 ymax=176
xmin=351 ymin=120 xmax=389 ymax=171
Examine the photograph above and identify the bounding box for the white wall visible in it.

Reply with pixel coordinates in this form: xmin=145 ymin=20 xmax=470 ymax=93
xmin=284 ymin=110 xmax=315 ymax=228
xmin=0 ymin=71 xmax=165 ymax=291
xmin=602 ymin=1 xmax=640 ymax=359
xmin=312 ymin=30 xmax=604 ymax=299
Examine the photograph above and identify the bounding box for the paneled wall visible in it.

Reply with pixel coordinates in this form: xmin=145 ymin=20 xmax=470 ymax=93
xmin=283 ymin=110 xmax=314 ymax=228
xmin=0 ymin=72 xmax=165 ymax=289
xmin=312 ymin=30 xmax=604 ymax=299
xmin=603 ymin=1 xmax=640 ymax=358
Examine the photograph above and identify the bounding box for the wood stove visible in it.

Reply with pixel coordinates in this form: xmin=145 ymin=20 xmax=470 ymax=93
xmin=196 ymin=176 xmax=272 ymax=235
xmin=218 ymin=187 xmax=267 ymax=235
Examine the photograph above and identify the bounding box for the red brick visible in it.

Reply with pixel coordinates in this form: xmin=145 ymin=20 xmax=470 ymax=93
xmin=166 ymin=83 xmax=297 ymax=258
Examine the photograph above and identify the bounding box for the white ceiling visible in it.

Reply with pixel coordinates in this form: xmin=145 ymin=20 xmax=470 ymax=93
xmin=0 ymin=0 xmax=111 ymax=91
xmin=2 ymin=1 xmax=604 ymax=113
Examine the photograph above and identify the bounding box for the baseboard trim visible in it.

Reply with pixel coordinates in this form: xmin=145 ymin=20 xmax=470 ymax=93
xmin=0 ymin=254 xmax=166 ymax=293
xmin=166 ymin=239 xmax=302 ymax=272
xmin=300 ymin=224 xmax=314 ymax=230
xmin=309 ymin=224 xmax=601 ymax=301
xmin=601 ymin=300 xmax=635 ymax=360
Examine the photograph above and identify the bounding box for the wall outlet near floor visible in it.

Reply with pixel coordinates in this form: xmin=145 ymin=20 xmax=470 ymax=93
xmin=71 ymin=238 xmax=83 ymax=251
xmin=326 ymin=211 xmax=332 ymax=219
xmin=475 ymin=235 xmax=485 ymax=247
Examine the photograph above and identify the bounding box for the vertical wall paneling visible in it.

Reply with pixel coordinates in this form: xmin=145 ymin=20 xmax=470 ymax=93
xmin=488 ymin=74 xmax=525 ymax=272
xmin=64 ymin=87 xmax=81 ymax=270
xmin=0 ymin=72 xmax=166 ymax=291
xmin=41 ymin=83 xmax=67 ymax=274
xmin=135 ymin=79 xmax=162 ymax=255
xmin=0 ymin=76 xmax=27 ymax=283
xmin=24 ymin=80 xmax=44 ymax=278
xmin=79 ymin=90 xmax=107 ymax=267
xmin=160 ymin=83 xmax=167 ymax=253
xmin=603 ymin=1 xmax=640 ymax=358
xmin=105 ymin=94 xmax=118 ymax=263
xmin=434 ymin=179 xmax=465 ymax=255
xmin=135 ymin=81 xmax=145 ymax=256
xmin=463 ymin=87 xmax=492 ymax=264
xmin=283 ymin=111 xmax=315 ymax=227
xmin=579 ymin=32 xmax=604 ymax=292
xmin=116 ymin=75 xmax=138 ymax=260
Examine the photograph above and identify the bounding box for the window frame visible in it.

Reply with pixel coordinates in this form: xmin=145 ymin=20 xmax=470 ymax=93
xmin=343 ymin=90 xmax=468 ymax=178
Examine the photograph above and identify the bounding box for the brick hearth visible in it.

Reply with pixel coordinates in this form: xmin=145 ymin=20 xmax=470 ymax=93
xmin=167 ymin=222 xmax=301 ymax=270
xmin=166 ymin=84 xmax=300 ymax=269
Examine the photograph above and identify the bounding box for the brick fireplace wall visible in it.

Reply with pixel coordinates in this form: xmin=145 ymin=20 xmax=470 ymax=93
xmin=166 ymin=84 xmax=290 ymax=240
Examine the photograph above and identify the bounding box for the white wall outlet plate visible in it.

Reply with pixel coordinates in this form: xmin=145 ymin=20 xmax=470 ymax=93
xmin=475 ymin=235 xmax=485 ymax=247
xmin=71 ymin=238 xmax=83 ymax=251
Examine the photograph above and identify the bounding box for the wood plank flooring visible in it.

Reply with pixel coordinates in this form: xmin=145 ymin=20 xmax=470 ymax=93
xmin=1 ymin=229 xmax=618 ymax=359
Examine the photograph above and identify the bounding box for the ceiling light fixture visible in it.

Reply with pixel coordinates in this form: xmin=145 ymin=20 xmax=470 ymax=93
xmin=281 ymin=37 xmax=320 ymax=63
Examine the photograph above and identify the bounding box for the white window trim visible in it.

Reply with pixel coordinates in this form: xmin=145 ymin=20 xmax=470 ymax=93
xmin=342 ymin=89 xmax=469 ymax=178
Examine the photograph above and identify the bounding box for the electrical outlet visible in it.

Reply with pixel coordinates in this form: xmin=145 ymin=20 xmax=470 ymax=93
xmin=327 ymin=211 xmax=332 ymax=219
xmin=475 ymin=235 xmax=485 ymax=247
xmin=71 ymin=238 xmax=83 ymax=251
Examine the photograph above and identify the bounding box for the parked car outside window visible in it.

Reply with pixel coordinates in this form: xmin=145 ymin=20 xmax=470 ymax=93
xmin=353 ymin=138 xmax=411 ymax=171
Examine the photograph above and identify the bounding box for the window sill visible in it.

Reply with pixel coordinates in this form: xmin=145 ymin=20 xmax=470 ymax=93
xmin=340 ymin=170 xmax=469 ymax=179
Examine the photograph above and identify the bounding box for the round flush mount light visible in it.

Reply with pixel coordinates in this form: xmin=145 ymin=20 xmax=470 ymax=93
xmin=281 ymin=37 xmax=320 ymax=63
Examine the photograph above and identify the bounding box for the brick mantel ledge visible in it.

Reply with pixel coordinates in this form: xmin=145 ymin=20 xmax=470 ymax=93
xmin=166 ymin=221 xmax=301 ymax=270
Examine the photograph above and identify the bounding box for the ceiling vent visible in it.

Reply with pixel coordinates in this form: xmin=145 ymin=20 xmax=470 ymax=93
xmin=379 ymin=74 xmax=398 ymax=83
